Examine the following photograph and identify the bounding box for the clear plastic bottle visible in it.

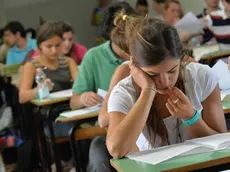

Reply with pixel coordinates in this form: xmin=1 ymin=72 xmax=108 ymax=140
xmin=35 ymin=68 xmax=50 ymax=99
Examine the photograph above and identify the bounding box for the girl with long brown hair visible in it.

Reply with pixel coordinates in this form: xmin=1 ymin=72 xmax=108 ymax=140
xmin=106 ymin=13 xmax=226 ymax=158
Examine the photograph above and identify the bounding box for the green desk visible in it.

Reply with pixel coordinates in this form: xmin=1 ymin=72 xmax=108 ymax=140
xmin=111 ymin=149 xmax=230 ymax=172
xmin=222 ymin=101 xmax=230 ymax=114
xmin=31 ymin=96 xmax=70 ymax=106
xmin=2 ymin=64 xmax=21 ymax=77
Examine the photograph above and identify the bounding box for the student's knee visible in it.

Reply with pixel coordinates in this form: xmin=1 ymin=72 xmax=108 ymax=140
xmin=44 ymin=122 xmax=73 ymax=138
xmin=88 ymin=136 xmax=113 ymax=172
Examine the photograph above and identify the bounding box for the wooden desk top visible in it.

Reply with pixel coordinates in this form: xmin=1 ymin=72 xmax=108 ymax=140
xmin=111 ymin=149 xmax=230 ymax=172
xmin=31 ymin=89 xmax=72 ymax=106
xmin=192 ymin=44 xmax=230 ymax=61
xmin=201 ymin=51 xmax=230 ymax=61
xmin=2 ymin=64 xmax=21 ymax=77
xmin=56 ymin=111 xmax=99 ymax=123
xmin=222 ymin=101 xmax=230 ymax=114
xmin=31 ymin=97 xmax=70 ymax=106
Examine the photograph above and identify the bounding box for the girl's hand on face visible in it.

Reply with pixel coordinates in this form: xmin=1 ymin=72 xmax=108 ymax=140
xmin=166 ymin=87 xmax=195 ymax=120
xmin=129 ymin=56 xmax=156 ymax=91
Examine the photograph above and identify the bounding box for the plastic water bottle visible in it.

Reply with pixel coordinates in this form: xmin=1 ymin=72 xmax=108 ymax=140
xmin=35 ymin=68 xmax=50 ymax=99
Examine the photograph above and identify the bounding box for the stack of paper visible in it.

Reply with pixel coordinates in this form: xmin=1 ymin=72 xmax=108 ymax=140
xmin=175 ymin=12 xmax=206 ymax=34
xmin=128 ymin=133 xmax=230 ymax=165
xmin=60 ymin=105 xmax=101 ymax=118
xmin=49 ymin=89 xmax=73 ymax=99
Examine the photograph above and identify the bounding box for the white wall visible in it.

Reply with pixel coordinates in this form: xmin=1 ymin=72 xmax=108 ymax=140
xmin=178 ymin=0 xmax=206 ymax=15
xmin=4 ymin=0 xmax=98 ymax=48
xmin=3 ymin=0 xmax=53 ymax=8
xmin=0 ymin=0 xmax=7 ymax=27
xmin=127 ymin=0 xmax=206 ymax=16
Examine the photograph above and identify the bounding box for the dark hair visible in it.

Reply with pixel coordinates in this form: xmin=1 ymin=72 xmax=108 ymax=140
xmin=25 ymin=28 xmax=37 ymax=39
xmin=155 ymin=0 xmax=166 ymax=3
xmin=102 ymin=2 xmax=137 ymax=40
xmin=113 ymin=13 xmax=185 ymax=146
xmin=58 ymin=21 xmax=74 ymax=34
xmin=136 ymin=0 xmax=148 ymax=7
xmin=4 ymin=21 xmax=26 ymax=38
xmin=36 ymin=21 xmax=62 ymax=48
xmin=57 ymin=21 xmax=78 ymax=62
xmin=164 ymin=0 xmax=183 ymax=18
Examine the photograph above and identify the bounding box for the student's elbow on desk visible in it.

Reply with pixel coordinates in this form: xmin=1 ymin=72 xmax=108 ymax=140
xmin=106 ymin=138 xmax=127 ymax=159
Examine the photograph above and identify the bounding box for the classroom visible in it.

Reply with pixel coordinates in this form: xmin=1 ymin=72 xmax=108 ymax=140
xmin=1 ymin=0 xmax=230 ymax=171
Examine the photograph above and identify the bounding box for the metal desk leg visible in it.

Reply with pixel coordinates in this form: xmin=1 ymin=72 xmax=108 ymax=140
xmin=70 ymin=118 xmax=97 ymax=172
xmin=70 ymin=122 xmax=82 ymax=172
xmin=46 ymin=107 xmax=63 ymax=172
xmin=35 ymin=107 xmax=51 ymax=172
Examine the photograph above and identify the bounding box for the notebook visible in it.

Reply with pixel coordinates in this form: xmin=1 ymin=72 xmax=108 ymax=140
xmin=56 ymin=89 xmax=107 ymax=119
xmin=49 ymin=89 xmax=73 ymax=99
xmin=60 ymin=105 xmax=101 ymax=118
xmin=128 ymin=133 xmax=230 ymax=165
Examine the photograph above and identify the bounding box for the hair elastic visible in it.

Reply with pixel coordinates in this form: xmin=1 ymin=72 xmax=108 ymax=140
xmin=122 ymin=15 xmax=127 ymax=21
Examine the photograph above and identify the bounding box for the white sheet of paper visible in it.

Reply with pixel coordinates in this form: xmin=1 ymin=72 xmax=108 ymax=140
xmin=188 ymin=132 xmax=230 ymax=149
xmin=128 ymin=133 xmax=230 ymax=165
xmin=128 ymin=143 xmax=200 ymax=165
xmin=212 ymin=60 xmax=230 ymax=90
xmin=193 ymin=44 xmax=220 ymax=61
xmin=175 ymin=12 xmax=206 ymax=34
xmin=49 ymin=89 xmax=73 ymax=99
xmin=60 ymin=105 xmax=101 ymax=118
xmin=221 ymin=89 xmax=230 ymax=102
xmin=97 ymin=89 xmax=107 ymax=99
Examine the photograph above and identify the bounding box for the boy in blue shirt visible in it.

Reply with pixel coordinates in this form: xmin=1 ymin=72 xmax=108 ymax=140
xmin=4 ymin=21 xmax=36 ymax=65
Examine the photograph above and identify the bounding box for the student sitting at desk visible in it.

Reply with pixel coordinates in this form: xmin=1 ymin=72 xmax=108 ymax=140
xmin=70 ymin=2 xmax=136 ymax=110
xmin=99 ymin=58 xmax=197 ymax=128
xmin=19 ymin=21 xmax=77 ymax=106
xmin=197 ymin=0 xmax=220 ymax=44
xmin=29 ymin=21 xmax=87 ymax=65
xmin=70 ymin=2 xmax=137 ymax=172
xmin=159 ymin=0 xmax=193 ymax=42
xmin=3 ymin=21 xmax=37 ymax=65
xmin=106 ymin=14 xmax=227 ymax=159
xmin=201 ymin=0 xmax=230 ymax=48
